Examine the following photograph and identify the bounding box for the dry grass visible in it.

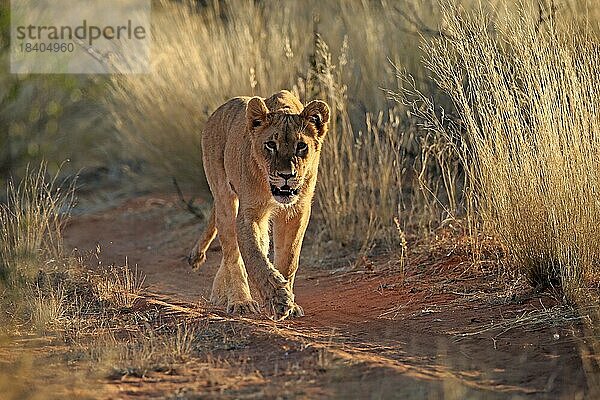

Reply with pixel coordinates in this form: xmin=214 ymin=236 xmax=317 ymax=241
xmin=94 ymin=260 xmax=146 ymax=309
xmin=308 ymin=35 xmax=405 ymax=250
xmin=0 ymin=164 xmax=73 ymax=287
xmin=0 ymin=164 xmax=81 ymax=334
xmin=91 ymin=322 xmax=198 ymax=378
xmin=27 ymin=285 xmax=67 ymax=329
xmin=0 ymin=165 xmax=196 ymax=388
xmin=420 ymin=2 xmax=600 ymax=300
xmin=452 ymin=303 xmax=593 ymax=341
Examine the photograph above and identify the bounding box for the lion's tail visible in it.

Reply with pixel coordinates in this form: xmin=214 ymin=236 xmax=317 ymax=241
xmin=188 ymin=205 xmax=217 ymax=270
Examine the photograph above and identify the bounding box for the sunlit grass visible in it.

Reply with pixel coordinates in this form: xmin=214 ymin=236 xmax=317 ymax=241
xmin=423 ymin=2 xmax=600 ymax=300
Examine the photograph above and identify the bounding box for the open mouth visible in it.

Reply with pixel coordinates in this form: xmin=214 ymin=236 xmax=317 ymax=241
xmin=271 ymin=185 xmax=299 ymax=201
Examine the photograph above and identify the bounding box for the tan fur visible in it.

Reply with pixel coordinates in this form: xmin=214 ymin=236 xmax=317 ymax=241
xmin=189 ymin=90 xmax=330 ymax=320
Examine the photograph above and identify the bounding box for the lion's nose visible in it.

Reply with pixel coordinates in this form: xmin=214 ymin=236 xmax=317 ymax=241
xmin=278 ymin=171 xmax=296 ymax=181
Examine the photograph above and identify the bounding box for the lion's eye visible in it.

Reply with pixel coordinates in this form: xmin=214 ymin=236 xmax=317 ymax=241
xmin=296 ymin=142 xmax=308 ymax=154
xmin=265 ymin=141 xmax=277 ymax=151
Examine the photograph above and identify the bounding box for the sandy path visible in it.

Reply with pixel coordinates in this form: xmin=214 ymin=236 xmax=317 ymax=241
xmin=63 ymin=194 xmax=592 ymax=399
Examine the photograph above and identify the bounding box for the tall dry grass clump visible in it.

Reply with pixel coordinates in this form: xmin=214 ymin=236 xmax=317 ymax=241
xmin=0 ymin=165 xmax=73 ymax=287
xmin=423 ymin=3 xmax=600 ymax=299
xmin=0 ymin=164 xmax=79 ymax=332
xmin=307 ymin=36 xmax=404 ymax=251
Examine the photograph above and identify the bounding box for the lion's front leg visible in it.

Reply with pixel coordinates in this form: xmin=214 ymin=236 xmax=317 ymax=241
xmin=273 ymin=204 xmax=311 ymax=318
xmin=236 ymin=208 xmax=294 ymax=320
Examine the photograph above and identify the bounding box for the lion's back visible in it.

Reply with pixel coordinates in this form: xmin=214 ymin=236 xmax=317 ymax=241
xmin=201 ymin=96 xmax=250 ymax=155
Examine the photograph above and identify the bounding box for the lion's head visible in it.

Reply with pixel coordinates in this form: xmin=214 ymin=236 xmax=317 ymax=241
xmin=246 ymin=97 xmax=329 ymax=204
xmin=246 ymin=97 xmax=330 ymax=205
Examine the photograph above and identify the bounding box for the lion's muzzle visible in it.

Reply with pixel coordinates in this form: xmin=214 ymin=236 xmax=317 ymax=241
xmin=269 ymin=173 xmax=301 ymax=204
xmin=270 ymin=184 xmax=299 ymax=204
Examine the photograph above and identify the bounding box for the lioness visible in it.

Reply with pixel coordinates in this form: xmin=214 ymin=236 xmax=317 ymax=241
xmin=188 ymin=90 xmax=330 ymax=321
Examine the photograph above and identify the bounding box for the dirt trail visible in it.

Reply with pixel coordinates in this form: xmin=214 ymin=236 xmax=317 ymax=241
xmin=64 ymin=194 xmax=594 ymax=399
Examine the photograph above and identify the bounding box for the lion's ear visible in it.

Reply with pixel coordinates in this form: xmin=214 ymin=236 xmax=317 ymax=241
xmin=301 ymin=100 xmax=330 ymax=138
xmin=246 ymin=97 xmax=269 ymax=130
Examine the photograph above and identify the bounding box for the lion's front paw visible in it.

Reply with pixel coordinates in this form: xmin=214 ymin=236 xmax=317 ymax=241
xmin=187 ymin=247 xmax=206 ymax=270
xmin=266 ymin=285 xmax=295 ymax=321
xmin=227 ymin=299 xmax=260 ymax=315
